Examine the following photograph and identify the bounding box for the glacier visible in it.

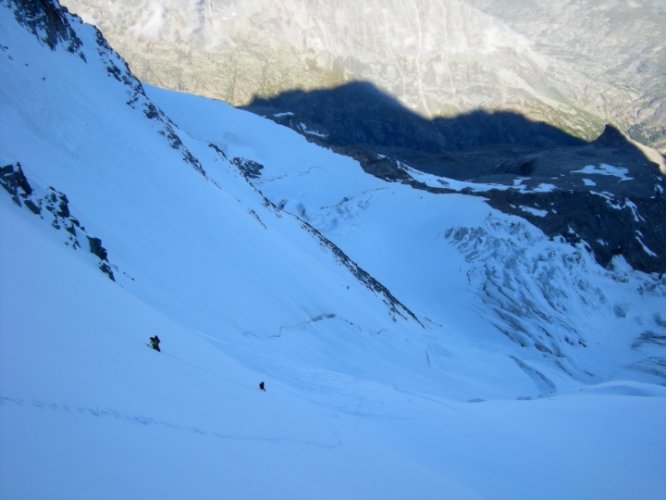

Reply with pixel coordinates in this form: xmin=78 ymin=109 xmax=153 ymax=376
xmin=1 ymin=1 xmax=665 ymax=498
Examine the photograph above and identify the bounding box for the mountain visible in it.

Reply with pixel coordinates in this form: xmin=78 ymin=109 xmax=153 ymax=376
xmin=247 ymin=82 xmax=666 ymax=275
xmin=59 ymin=0 xmax=666 ymax=151
xmin=55 ymin=0 xmax=666 ymax=275
xmin=1 ymin=1 xmax=666 ymax=498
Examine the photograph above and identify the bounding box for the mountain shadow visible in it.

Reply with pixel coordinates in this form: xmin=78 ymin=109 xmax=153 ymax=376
xmin=247 ymin=80 xmax=584 ymax=152
xmin=244 ymin=81 xmax=666 ymax=274
xmin=244 ymin=80 xmax=659 ymax=183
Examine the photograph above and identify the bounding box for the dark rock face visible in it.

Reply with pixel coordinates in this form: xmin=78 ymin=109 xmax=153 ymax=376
xmin=231 ymin=157 xmax=264 ymax=180
xmin=485 ymin=185 xmax=666 ymax=274
xmin=0 ymin=161 xmax=33 ymax=203
xmin=0 ymin=162 xmax=116 ymax=281
xmin=246 ymin=82 xmax=666 ymax=274
xmin=9 ymin=0 xmax=84 ymax=56
xmin=87 ymin=236 xmax=108 ymax=261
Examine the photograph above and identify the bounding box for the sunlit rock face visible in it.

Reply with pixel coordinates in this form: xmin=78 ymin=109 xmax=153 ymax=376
xmin=61 ymin=0 xmax=666 ymax=151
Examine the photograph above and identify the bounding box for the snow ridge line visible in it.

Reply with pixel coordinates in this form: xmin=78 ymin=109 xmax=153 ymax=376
xmin=301 ymin=219 xmax=424 ymax=327
xmin=223 ymin=152 xmax=425 ymax=327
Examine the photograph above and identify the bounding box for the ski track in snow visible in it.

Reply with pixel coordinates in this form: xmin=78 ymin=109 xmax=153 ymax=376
xmin=0 ymin=395 xmax=342 ymax=450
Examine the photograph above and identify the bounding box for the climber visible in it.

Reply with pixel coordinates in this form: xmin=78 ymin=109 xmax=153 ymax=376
xmin=259 ymin=381 xmax=266 ymax=391
xmin=149 ymin=335 xmax=161 ymax=352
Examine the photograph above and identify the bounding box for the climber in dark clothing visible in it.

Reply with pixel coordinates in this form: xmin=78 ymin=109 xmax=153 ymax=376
xmin=259 ymin=381 xmax=266 ymax=391
xmin=149 ymin=335 xmax=161 ymax=352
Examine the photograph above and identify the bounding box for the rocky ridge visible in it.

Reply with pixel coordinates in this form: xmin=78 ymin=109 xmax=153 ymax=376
xmin=0 ymin=162 xmax=116 ymax=280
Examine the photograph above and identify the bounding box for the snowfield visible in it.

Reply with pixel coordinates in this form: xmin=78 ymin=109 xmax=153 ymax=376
xmin=1 ymin=2 xmax=665 ymax=498
xmin=3 ymin=203 xmax=665 ymax=499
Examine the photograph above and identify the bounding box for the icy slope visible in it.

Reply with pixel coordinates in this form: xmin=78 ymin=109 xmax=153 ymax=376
xmin=1 ymin=1 xmax=666 ymax=498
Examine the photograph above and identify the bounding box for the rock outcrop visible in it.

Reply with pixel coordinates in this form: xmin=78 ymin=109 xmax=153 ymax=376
xmin=0 ymin=162 xmax=116 ymax=280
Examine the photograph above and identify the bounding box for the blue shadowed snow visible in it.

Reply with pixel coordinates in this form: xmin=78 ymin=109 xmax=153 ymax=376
xmin=1 ymin=3 xmax=666 ymax=499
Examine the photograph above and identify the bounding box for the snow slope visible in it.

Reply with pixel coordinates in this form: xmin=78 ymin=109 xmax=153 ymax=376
xmin=1 ymin=1 xmax=665 ymax=498
xmin=5 ymin=200 xmax=665 ymax=500
xmin=148 ymin=84 xmax=666 ymax=393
